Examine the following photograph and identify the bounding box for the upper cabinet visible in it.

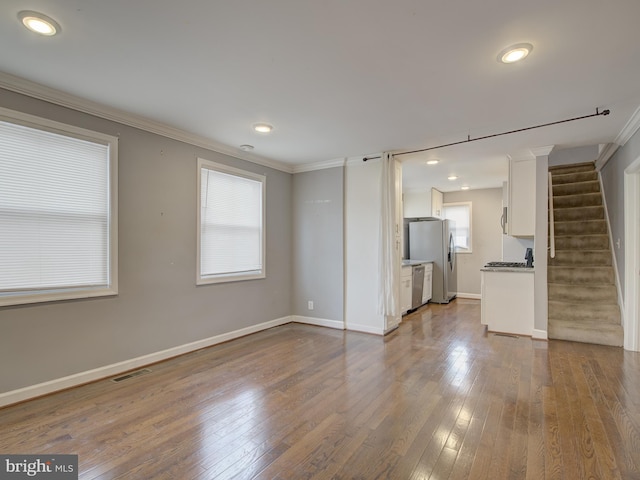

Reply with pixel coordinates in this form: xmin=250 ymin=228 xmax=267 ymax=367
xmin=403 ymin=187 xmax=444 ymax=219
xmin=508 ymin=158 xmax=536 ymax=237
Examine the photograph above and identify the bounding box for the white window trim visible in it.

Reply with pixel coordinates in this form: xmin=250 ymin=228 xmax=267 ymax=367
xmin=196 ymin=158 xmax=266 ymax=285
xmin=443 ymin=201 xmax=472 ymax=254
xmin=0 ymin=107 xmax=118 ymax=307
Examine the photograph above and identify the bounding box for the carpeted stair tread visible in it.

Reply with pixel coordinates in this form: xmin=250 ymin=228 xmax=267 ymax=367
xmin=548 ymin=320 xmax=623 ymax=347
xmin=548 ymin=283 xmax=618 ymax=303
xmin=553 ymin=192 xmax=602 ymax=208
xmin=548 ymin=250 xmax=612 ymax=266
xmin=551 ymin=170 xmax=598 ymax=184
xmin=553 ymin=234 xmax=609 ymax=250
xmin=552 ymin=205 xmax=604 ymax=222
xmin=552 ymin=180 xmax=600 ymax=196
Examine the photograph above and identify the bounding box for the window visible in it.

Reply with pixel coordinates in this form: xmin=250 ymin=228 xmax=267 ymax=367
xmin=443 ymin=202 xmax=472 ymax=253
xmin=0 ymin=107 xmax=118 ymax=306
xmin=197 ymin=158 xmax=265 ymax=284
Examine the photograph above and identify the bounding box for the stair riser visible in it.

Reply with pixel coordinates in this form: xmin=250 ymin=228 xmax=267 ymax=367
xmin=548 ymin=251 xmax=611 ymax=266
xmin=553 ymin=181 xmax=600 ymax=196
xmin=553 ymin=193 xmax=602 ymax=208
xmin=553 ymin=221 xmax=607 ymax=235
xmin=553 ymin=235 xmax=609 ymax=250
xmin=549 ymin=163 xmax=596 ymax=175
xmin=548 ymin=303 xmax=620 ymax=323
xmin=553 ymin=206 xmax=604 ymax=222
xmin=548 ymin=285 xmax=618 ymax=303
xmin=548 ymin=324 xmax=623 ymax=346
xmin=548 ymin=267 xmax=614 ymax=285
xmin=552 ymin=171 xmax=598 ymax=184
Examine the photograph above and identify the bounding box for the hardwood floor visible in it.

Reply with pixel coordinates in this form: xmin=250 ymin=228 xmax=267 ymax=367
xmin=2 ymin=299 xmax=640 ymax=479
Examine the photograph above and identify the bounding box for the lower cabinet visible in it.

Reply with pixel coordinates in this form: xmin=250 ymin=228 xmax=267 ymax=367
xmin=401 ymin=266 xmax=412 ymax=314
xmin=481 ymin=269 xmax=534 ymax=335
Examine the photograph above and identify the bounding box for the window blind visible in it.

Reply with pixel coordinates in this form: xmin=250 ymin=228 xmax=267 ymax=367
xmin=0 ymin=119 xmax=111 ymax=294
xmin=199 ymin=166 xmax=264 ymax=279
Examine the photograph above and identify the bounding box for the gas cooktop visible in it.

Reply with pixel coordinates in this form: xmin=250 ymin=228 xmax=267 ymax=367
xmin=484 ymin=261 xmax=529 ymax=268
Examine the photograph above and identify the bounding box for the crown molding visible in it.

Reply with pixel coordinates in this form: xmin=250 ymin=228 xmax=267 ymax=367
xmin=292 ymin=158 xmax=346 ymax=173
xmin=530 ymin=145 xmax=555 ymax=157
xmin=615 ymin=103 xmax=640 ymax=146
xmin=0 ymin=71 xmax=294 ymax=174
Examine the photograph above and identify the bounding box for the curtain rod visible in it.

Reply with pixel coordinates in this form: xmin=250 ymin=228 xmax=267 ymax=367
xmin=362 ymin=108 xmax=610 ymax=162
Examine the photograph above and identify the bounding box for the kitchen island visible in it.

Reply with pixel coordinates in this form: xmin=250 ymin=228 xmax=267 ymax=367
xmin=480 ymin=266 xmax=534 ymax=336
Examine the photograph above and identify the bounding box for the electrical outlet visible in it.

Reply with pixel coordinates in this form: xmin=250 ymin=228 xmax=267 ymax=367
xmin=308 ymin=301 xmax=314 ymax=310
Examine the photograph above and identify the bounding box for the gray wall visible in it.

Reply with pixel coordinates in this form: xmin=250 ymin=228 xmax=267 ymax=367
xmin=443 ymin=188 xmax=503 ymax=296
xmin=601 ymin=128 xmax=640 ymax=300
xmin=0 ymin=88 xmax=292 ymax=393
xmin=292 ymin=167 xmax=344 ymax=321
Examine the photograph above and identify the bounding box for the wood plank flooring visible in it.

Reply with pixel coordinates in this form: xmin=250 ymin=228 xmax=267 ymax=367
xmin=2 ymin=299 xmax=640 ymax=479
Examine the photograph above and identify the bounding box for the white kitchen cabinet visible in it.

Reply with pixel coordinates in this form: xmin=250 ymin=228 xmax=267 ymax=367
xmin=431 ymin=188 xmax=443 ymax=218
xmin=403 ymin=188 xmax=443 ymax=219
xmin=401 ymin=266 xmax=412 ymax=314
xmin=508 ymin=158 xmax=536 ymax=237
xmin=422 ymin=262 xmax=433 ymax=304
xmin=481 ymin=269 xmax=534 ymax=335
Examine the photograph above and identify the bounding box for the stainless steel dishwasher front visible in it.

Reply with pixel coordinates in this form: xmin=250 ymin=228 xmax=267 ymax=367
xmin=411 ymin=264 xmax=425 ymax=310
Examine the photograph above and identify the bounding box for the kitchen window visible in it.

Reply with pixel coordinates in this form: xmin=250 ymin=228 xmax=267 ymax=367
xmin=197 ymin=158 xmax=265 ymax=284
xmin=443 ymin=202 xmax=472 ymax=253
xmin=0 ymin=107 xmax=118 ymax=306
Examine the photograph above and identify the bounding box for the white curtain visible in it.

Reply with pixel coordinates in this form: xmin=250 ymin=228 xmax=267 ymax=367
xmin=378 ymin=152 xmax=400 ymax=321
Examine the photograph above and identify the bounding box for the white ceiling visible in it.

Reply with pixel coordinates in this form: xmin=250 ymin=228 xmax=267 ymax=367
xmin=1 ymin=1 xmax=640 ymax=192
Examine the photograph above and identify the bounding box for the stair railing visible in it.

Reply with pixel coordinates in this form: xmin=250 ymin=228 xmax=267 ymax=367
xmin=548 ymin=172 xmax=556 ymax=259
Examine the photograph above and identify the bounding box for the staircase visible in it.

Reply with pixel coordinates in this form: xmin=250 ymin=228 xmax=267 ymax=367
xmin=547 ymin=162 xmax=623 ymax=347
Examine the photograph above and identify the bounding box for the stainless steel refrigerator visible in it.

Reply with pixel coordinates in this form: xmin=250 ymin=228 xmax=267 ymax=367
xmin=409 ymin=220 xmax=457 ymax=304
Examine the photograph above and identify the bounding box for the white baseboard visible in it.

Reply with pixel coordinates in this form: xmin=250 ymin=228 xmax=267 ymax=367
xmin=532 ymin=329 xmax=548 ymax=340
xmin=292 ymin=315 xmax=345 ymax=330
xmin=456 ymin=293 xmax=481 ymax=300
xmin=0 ymin=316 xmax=293 ymax=408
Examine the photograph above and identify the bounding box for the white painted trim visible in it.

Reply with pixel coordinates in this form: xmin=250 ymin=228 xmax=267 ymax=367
xmin=595 ymin=142 xmax=620 ymax=171
xmin=624 ymin=156 xmax=640 ymax=351
xmin=0 ymin=71 xmax=293 ymax=174
xmin=292 ymin=158 xmax=346 ymax=173
xmin=615 ymin=103 xmax=640 ymax=146
xmin=0 ymin=316 xmax=293 ymax=408
xmin=456 ymin=293 xmax=481 ymax=300
xmin=598 ymin=171 xmax=626 ymax=329
xmin=293 ymin=315 xmax=345 ymax=330
xmin=530 ymin=145 xmax=555 ymax=157
xmin=532 ymin=329 xmax=548 ymax=340
xmin=345 ymin=323 xmax=385 ymax=335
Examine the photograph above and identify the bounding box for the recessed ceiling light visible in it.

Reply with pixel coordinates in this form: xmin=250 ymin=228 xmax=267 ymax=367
xmin=253 ymin=123 xmax=273 ymax=134
xmin=461 ymin=185 xmax=470 ymax=190
xmin=426 ymin=160 xmax=439 ymax=165
xmin=448 ymin=175 xmax=458 ymax=181
xmin=239 ymin=144 xmax=254 ymax=151
xmin=18 ymin=11 xmax=61 ymax=36
xmin=498 ymin=43 xmax=533 ymax=64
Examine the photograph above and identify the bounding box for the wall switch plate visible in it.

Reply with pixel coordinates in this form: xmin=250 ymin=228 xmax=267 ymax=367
xmin=308 ymin=301 xmax=314 ymax=310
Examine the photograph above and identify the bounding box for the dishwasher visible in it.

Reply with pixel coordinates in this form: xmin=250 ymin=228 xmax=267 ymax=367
xmin=411 ymin=264 xmax=425 ymax=310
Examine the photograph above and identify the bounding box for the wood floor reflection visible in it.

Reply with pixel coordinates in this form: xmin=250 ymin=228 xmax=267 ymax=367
xmin=2 ymin=299 xmax=640 ymax=479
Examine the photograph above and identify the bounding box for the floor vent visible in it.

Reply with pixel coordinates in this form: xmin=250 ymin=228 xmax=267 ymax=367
xmin=493 ymin=333 xmax=519 ymax=338
xmin=111 ymin=368 xmax=152 ymax=383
